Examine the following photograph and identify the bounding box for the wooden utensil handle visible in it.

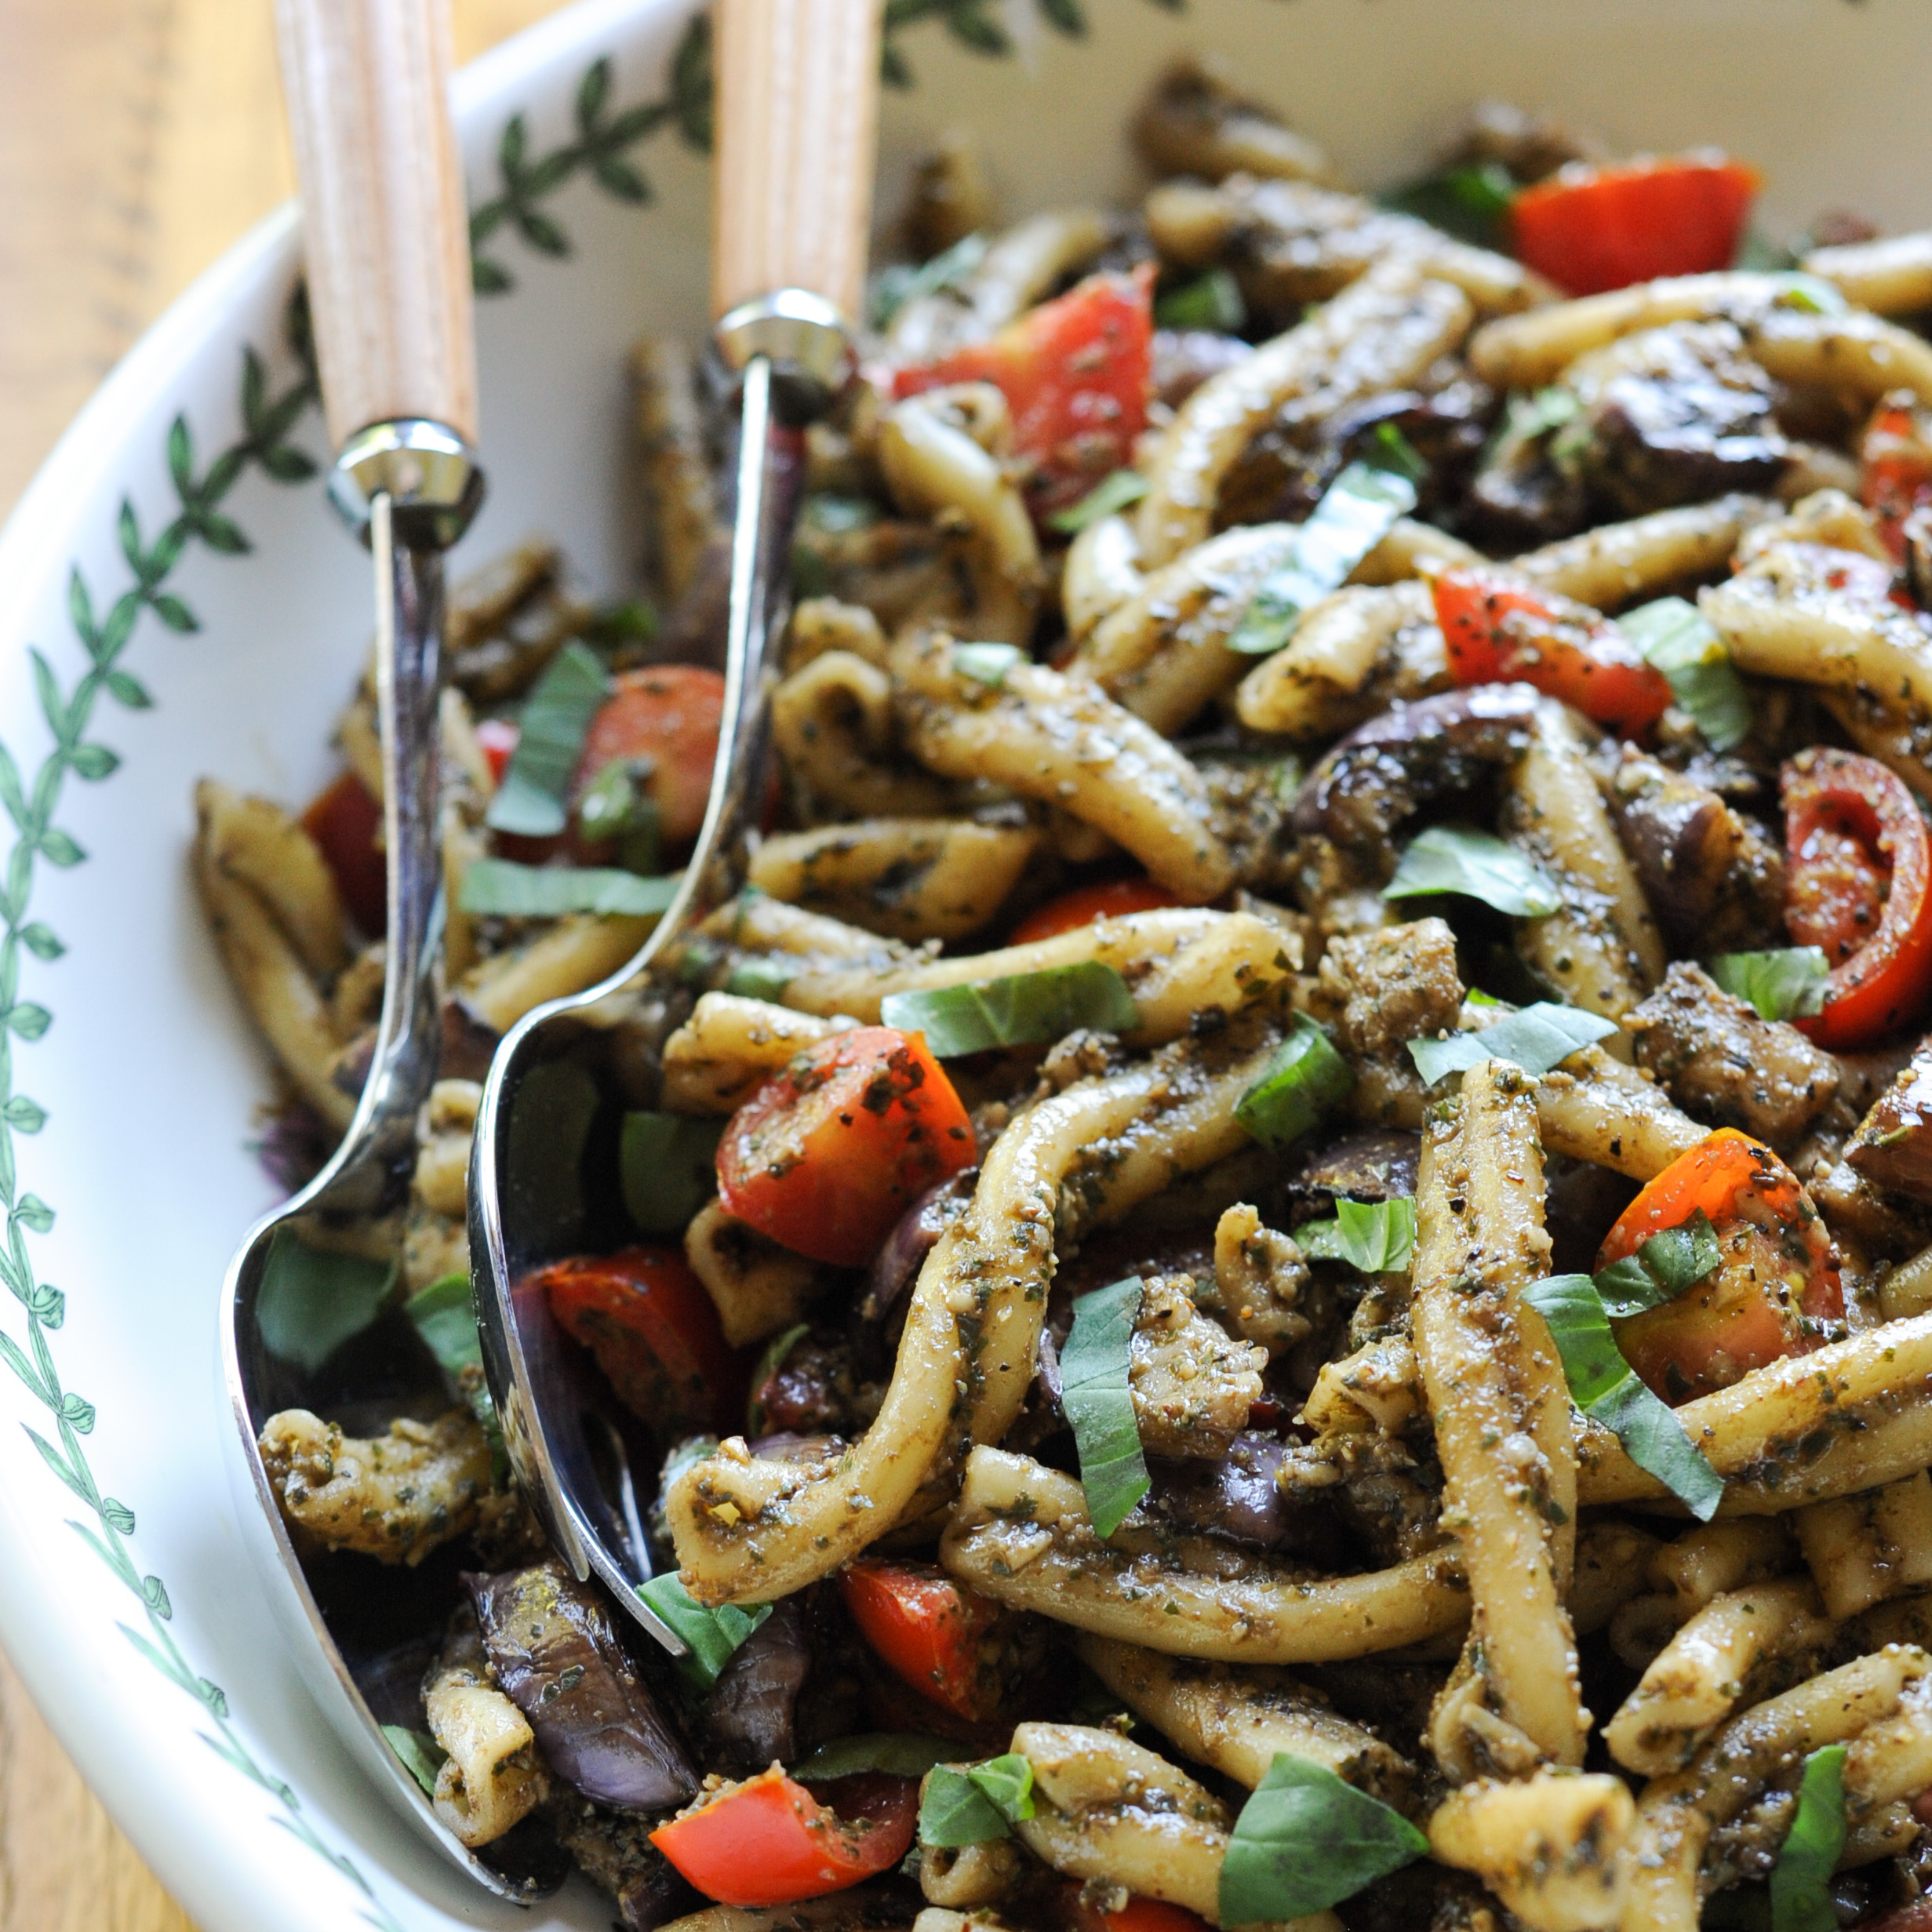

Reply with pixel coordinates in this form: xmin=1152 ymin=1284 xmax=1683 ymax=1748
xmin=275 ymin=0 xmax=478 ymax=453
xmin=711 ymin=0 xmax=882 ymax=325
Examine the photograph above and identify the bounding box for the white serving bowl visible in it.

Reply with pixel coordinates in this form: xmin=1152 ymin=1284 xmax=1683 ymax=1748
xmin=0 ymin=2 xmax=1923 ymax=1927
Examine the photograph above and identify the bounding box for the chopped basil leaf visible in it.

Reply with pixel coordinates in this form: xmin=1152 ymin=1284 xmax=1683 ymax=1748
xmin=879 ymin=961 xmax=1137 ymax=1057
xmin=746 ymin=1322 xmax=812 ymax=1436
xmin=577 ymin=759 xmax=664 ymax=873
xmin=1770 ymin=1745 xmax=1848 ymax=1932
xmin=256 ymin=1227 xmax=397 ymax=1374
xmin=919 ymin=1755 xmax=1037 ymax=1848
xmin=1638 ymin=1210 xmax=1723 ymax=1299
xmin=791 ymin=1734 xmax=957 ymax=1781
xmin=403 ymin=1272 xmax=482 ymax=1382
xmin=1220 ymin=1752 xmax=1429 ymax=1923
xmin=952 ymin=640 xmax=1024 ymax=688
xmin=724 ymin=957 xmax=794 ymax=1002
xmin=1229 ymin=461 xmax=1420 ymax=656
xmin=1619 ymin=596 xmax=1752 ymax=751
xmin=1048 ymin=468 xmax=1151 ymax=535
xmin=486 ymin=639 xmax=610 ymax=836
xmin=967 ymin=1754 xmax=1035 ymax=1822
xmin=1155 ymin=267 xmax=1246 ymax=332
xmin=1770 ymin=273 xmax=1850 ymax=317
xmin=1521 ymin=1273 xmax=1723 ymax=1519
xmin=1061 ymin=1275 xmax=1152 ymax=1538
xmin=871 ymin=231 xmax=990 ymax=329
xmin=1381 ymin=161 xmax=1518 ymax=249
xmin=380 ymin=1724 xmax=447 ymax=1797
xmin=620 ymin=1111 xmax=722 ymax=1235
xmin=919 ymin=1768 xmax=1010 ymax=1847
xmin=1235 ymin=1015 xmax=1355 ymax=1149
xmin=460 ymin=859 xmax=679 ymax=919
xmin=1408 ymin=1002 xmax=1618 ymax=1086
xmin=636 ymin=1574 xmax=772 ymax=1690
xmin=1299 ymin=1197 xmax=1417 ymax=1274
xmin=1708 ymin=947 xmax=1830 ymax=1022
xmin=1383 ymin=824 xmax=1562 ymax=918
xmin=582 ymin=597 xmax=660 ymax=650
xmin=403 ymin=1273 xmax=504 ymax=1470
xmin=1589 ymin=1208 xmax=1723 ymax=1318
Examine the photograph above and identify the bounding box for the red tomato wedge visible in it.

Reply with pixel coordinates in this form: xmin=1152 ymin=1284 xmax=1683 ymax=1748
xmin=475 ymin=716 xmax=519 ymax=787
xmin=652 ymin=1767 xmax=916 ymax=1908
xmin=536 ymin=1246 xmax=745 ymax=1439
xmin=1055 ymin=1883 xmax=1216 ymax=1932
xmin=1782 ymin=748 xmax=1932 ymax=1049
xmin=1860 ymin=395 xmax=1932 ymax=562
xmin=1009 ymin=878 xmax=1182 ymax=946
xmin=301 ymin=770 xmax=387 ymax=937
xmin=1597 ymin=1129 xmax=1842 ymax=1403
xmin=1434 ymin=569 xmax=1673 ymax=737
xmin=1509 ymin=154 xmax=1762 ymax=297
xmin=839 ymin=1559 xmax=1010 ymax=1722
xmin=894 ymin=267 xmax=1154 ymax=522
xmin=573 ymin=665 xmax=725 ymax=850
xmin=716 ymin=1028 xmax=976 ymax=1268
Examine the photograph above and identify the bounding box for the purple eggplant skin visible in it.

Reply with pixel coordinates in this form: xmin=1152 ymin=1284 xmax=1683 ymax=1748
xmin=1144 ymin=1434 xmax=1346 ymax=1565
xmin=1292 ymin=682 xmax=1544 ymax=855
xmin=857 ymin=1170 xmax=977 ymax=1327
xmin=697 ymin=1596 xmax=811 ymax=1774
xmin=467 ymin=1560 xmax=698 ymax=1813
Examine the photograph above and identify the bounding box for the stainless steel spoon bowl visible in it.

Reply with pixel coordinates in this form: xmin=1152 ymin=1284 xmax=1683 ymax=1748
xmin=468 ymin=304 xmax=849 ymax=1654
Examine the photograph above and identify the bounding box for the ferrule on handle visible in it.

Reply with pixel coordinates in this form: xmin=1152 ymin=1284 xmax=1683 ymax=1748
xmin=329 ymin=418 xmax=486 ymax=548
xmin=712 ymin=289 xmax=856 ymax=424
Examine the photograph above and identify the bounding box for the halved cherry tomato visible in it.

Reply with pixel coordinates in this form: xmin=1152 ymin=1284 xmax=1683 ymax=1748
xmin=1596 ymin=1129 xmax=1843 ymax=1403
xmin=717 ymin=1028 xmax=976 ymax=1268
xmin=572 ymin=665 xmax=725 ymax=852
xmin=1509 ymin=154 xmax=1762 ymax=297
xmin=1009 ymin=877 xmax=1182 ymax=946
xmin=536 ymin=1246 xmax=746 ymax=1439
xmin=1782 ymin=748 xmax=1932 ymax=1049
xmin=1434 ymin=569 xmax=1673 ymax=737
xmin=475 ymin=716 xmax=519 ymax=787
xmin=301 ymin=770 xmax=387 ymax=937
xmin=894 ymin=267 xmax=1154 ymax=522
xmin=1860 ymin=395 xmax=1932 ymax=562
xmin=840 ymin=1559 xmax=1011 ymax=1722
xmin=651 ymin=1766 xmax=916 ymax=1907
xmin=1053 ymin=1881 xmax=1215 ymax=1932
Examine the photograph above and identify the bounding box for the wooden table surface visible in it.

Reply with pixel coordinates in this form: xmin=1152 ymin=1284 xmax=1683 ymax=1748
xmin=0 ymin=0 xmax=565 ymax=1917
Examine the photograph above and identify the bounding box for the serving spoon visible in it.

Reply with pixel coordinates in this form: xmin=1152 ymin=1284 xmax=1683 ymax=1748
xmin=215 ymin=0 xmax=563 ymax=1897
xmin=468 ymin=0 xmax=882 ymax=1650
